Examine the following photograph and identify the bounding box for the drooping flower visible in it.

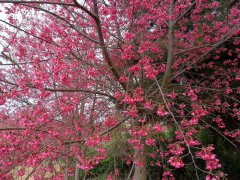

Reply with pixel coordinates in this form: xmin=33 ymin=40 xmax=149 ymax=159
xmin=168 ymin=156 xmax=184 ymax=168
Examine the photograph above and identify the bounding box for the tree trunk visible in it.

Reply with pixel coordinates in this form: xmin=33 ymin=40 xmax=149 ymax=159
xmin=74 ymin=164 xmax=80 ymax=180
xmin=161 ymin=0 xmax=175 ymax=89
xmin=133 ymin=138 xmax=147 ymax=180
xmin=75 ymin=101 xmax=85 ymax=180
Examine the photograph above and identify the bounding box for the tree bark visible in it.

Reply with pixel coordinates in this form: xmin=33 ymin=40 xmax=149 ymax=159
xmin=161 ymin=1 xmax=175 ymax=89
xmin=75 ymin=101 xmax=85 ymax=180
xmin=133 ymin=137 xmax=147 ymax=180
xmin=74 ymin=164 xmax=80 ymax=180
xmin=133 ymin=2 xmax=175 ymax=180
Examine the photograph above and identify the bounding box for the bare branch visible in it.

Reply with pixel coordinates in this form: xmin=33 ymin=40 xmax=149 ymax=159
xmin=175 ymin=1 xmax=196 ymax=25
xmin=45 ymin=88 xmax=114 ymax=100
xmin=93 ymin=0 xmax=127 ymax=91
xmin=155 ymin=77 xmax=200 ymax=180
xmin=0 ymin=127 xmax=25 ymax=131
xmin=0 ymin=78 xmax=16 ymax=85
xmin=0 ymin=0 xmax=75 ymax=6
xmin=173 ymin=25 xmax=238 ymax=79
xmin=63 ymin=116 xmax=129 ymax=145
xmin=25 ymin=160 xmax=43 ymax=180
xmin=201 ymin=120 xmax=238 ymax=149
xmin=73 ymin=0 xmax=98 ymax=21
xmin=0 ymin=19 xmax=60 ymax=47
xmin=0 ymin=78 xmax=115 ymax=99
xmin=1 ymin=52 xmax=23 ymax=71
xmin=175 ymin=44 xmax=212 ymax=55
xmin=99 ymin=117 xmax=128 ymax=136
xmin=22 ymin=4 xmax=100 ymax=44
xmin=0 ymin=58 xmax=49 ymax=65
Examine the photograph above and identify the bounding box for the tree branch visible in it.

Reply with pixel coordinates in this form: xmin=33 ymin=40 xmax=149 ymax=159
xmin=173 ymin=25 xmax=238 ymax=79
xmin=1 ymin=52 xmax=23 ymax=71
xmin=0 ymin=78 xmax=114 ymax=99
xmin=45 ymin=88 xmax=114 ymax=100
xmin=155 ymin=77 xmax=200 ymax=180
xmin=0 ymin=127 xmax=25 ymax=131
xmin=73 ymin=0 xmax=98 ymax=21
xmin=0 ymin=0 xmax=75 ymax=6
xmin=0 ymin=19 xmax=60 ymax=47
xmin=92 ymin=0 xmax=127 ymax=91
xmin=175 ymin=1 xmax=196 ymax=25
xmin=161 ymin=1 xmax=175 ymax=89
xmin=63 ymin=116 xmax=129 ymax=145
xmin=0 ymin=78 xmax=16 ymax=86
xmin=99 ymin=117 xmax=128 ymax=136
xmin=175 ymin=44 xmax=212 ymax=55
xmin=22 ymin=4 xmax=100 ymax=44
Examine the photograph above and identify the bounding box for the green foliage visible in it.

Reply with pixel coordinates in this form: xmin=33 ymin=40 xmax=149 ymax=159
xmin=88 ymin=156 xmax=115 ymax=179
xmin=197 ymin=128 xmax=214 ymax=145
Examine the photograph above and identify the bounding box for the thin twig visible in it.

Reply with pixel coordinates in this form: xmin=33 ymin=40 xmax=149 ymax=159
xmin=22 ymin=4 xmax=99 ymax=44
xmin=73 ymin=0 xmax=98 ymax=21
xmin=0 ymin=0 xmax=75 ymax=6
xmin=0 ymin=19 xmax=60 ymax=47
xmin=155 ymin=77 xmax=200 ymax=180
xmin=127 ymin=163 xmax=134 ymax=180
xmin=173 ymin=25 xmax=238 ymax=79
xmin=175 ymin=1 xmax=196 ymax=25
xmin=0 ymin=127 xmax=25 ymax=131
xmin=99 ymin=117 xmax=128 ymax=136
xmin=175 ymin=44 xmax=212 ymax=55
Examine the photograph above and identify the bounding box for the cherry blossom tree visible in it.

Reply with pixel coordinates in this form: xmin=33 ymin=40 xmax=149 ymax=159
xmin=0 ymin=0 xmax=239 ymax=179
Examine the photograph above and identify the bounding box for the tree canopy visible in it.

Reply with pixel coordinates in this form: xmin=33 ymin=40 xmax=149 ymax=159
xmin=0 ymin=0 xmax=239 ymax=179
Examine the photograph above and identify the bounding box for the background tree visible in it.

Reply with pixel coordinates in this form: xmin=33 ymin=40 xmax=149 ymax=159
xmin=0 ymin=0 xmax=239 ymax=179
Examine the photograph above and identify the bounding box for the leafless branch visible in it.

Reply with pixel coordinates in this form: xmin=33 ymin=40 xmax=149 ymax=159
xmin=0 ymin=78 xmax=16 ymax=85
xmin=25 ymin=160 xmax=43 ymax=180
xmin=63 ymin=116 xmax=129 ymax=145
xmin=0 ymin=127 xmax=25 ymax=131
xmin=175 ymin=1 xmax=196 ymax=25
xmin=0 ymin=0 xmax=75 ymax=6
xmin=201 ymin=119 xmax=238 ymax=149
xmin=73 ymin=0 xmax=98 ymax=21
xmin=0 ymin=78 xmax=115 ymax=99
xmin=99 ymin=117 xmax=128 ymax=136
xmin=173 ymin=25 xmax=238 ymax=79
xmin=92 ymin=0 xmax=127 ymax=91
xmin=45 ymin=88 xmax=114 ymax=100
xmin=1 ymin=52 xmax=23 ymax=71
xmin=175 ymin=44 xmax=212 ymax=55
xmin=22 ymin=4 xmax=99 ymax=44
xmin=155 ymin=77 xmax=200 ymax=180
xmin=0 ymin=19 xmax=60 ymax=47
